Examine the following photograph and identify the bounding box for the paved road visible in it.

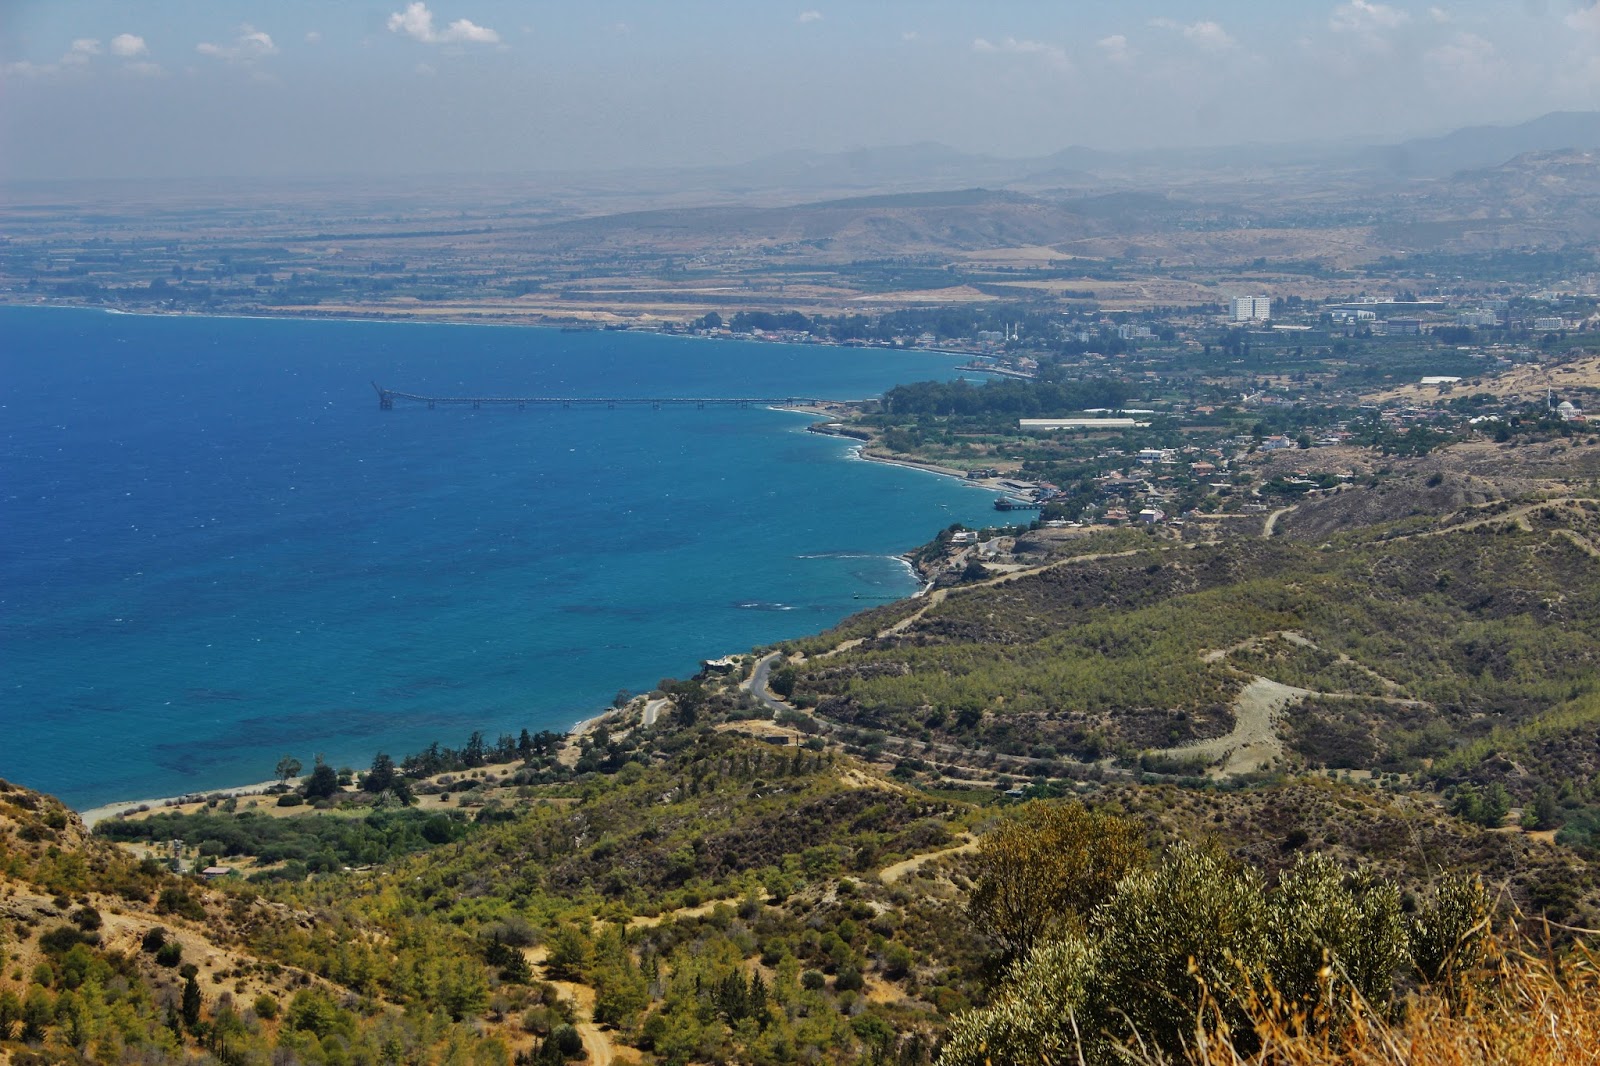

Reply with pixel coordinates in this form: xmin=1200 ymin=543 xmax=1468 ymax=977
xmin=1262 ymin=504 xmax=1297 ymax=538
xmin=745 ymin=653 xmax=791 ymax=716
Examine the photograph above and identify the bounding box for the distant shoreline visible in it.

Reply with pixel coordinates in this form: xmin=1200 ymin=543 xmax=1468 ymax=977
xmin=852 ymin=447 xmax=971 ymax=482
xmin=76 ymin=707 xmax=621 ymax=827
xmin=6 ymin=299 xmax=996 ymax=365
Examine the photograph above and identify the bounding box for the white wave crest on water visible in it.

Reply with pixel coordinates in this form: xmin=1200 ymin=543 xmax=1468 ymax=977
xmin=795 ymin=551 xmax=879 ymax=560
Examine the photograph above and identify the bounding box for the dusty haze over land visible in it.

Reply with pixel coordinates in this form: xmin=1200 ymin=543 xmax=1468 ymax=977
xmin=3 ymin=0 xmax=1600 ymax=182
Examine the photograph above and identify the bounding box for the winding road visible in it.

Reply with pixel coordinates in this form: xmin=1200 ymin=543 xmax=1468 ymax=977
xmin=641 ymin=697 xmax=669 ymax=728
xmin=744 ymin=653 xmax=791 ymax=716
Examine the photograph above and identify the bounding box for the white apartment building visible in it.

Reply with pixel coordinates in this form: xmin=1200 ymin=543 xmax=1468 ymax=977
xmin=1231 ymin=296 xmax=1271 ymax=322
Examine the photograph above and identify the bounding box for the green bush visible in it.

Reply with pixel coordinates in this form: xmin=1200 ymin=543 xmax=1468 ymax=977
xmin=1407 ymin=872 xmax=1491 ymax=991
xmin=1091 ymin=842 xmax=1271 ymax=1053
xmin=551 ymin=1023 xmax=583 ymax=1055
xmin=944 ymin=844 xmax=1421 ymax=1065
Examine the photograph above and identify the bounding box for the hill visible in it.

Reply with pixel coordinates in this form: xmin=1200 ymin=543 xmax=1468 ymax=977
xmin=1365 ymin=111 xmax=1600 ymax=178
xmin=521 ymin=188 xmax=1104 ymax=262
xmin=786 ymin=482 xmax=1599 ymax=814
xmin=8 ymin=730 xmax=1597 ymax=1065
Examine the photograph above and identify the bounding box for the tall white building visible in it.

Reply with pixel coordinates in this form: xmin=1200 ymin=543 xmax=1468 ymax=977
xmin=1231 ymin=296 xmax=1271 ymax=322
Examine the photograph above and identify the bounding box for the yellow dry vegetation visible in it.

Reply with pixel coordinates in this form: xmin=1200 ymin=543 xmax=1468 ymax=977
xmin=1170 ymin=936 xmax=1600 ymax=1066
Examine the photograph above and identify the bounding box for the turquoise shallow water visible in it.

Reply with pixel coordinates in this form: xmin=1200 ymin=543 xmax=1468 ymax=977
xmin=0 ymin=307 xmax=996 ymax=808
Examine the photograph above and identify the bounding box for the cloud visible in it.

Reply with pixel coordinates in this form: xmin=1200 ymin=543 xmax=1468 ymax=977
xmin=197 ymin=26 xmax=277 ymax=61
xmin=65 ymin=38 xmax=102 ymax=64
xmin=305 ymin=31 xmax=323 ymax=45
xmin=1182 ymin=20 xmax=1236 ymax=49
xmin=109 ymin=33 xmax=148 ymax=58
xmin=1097 ymin=33 xmax=1133 ymax=62
xmin=1424 ymin=31 xmax=1507 ymax=93
xmin=973 ymin=36 xmax=1071 ymax=70
xmin=1 ymin=60 xmax=55 ymax=78
xmin=901 ymin=30 xmax=919 ymax=42
xmin=1567 ymin=2 xmax=1600 ymax=33
xmin=387 ymin=3 xmax=502 ymax=45
xmin=797 ymin=10 xmax=823 ymax=24
xmin=1429 ymin=6 xmax=1452 ymax=23
xmin=1330 ymin=1 xmax=1411 ymax=33
xmin=3 ymin=33 xmax=150 ymax=78
xmin=121 ymin=61 xmax=165 ymax=78
xmin=1150 ymin=18 xmax=1236 ymax=50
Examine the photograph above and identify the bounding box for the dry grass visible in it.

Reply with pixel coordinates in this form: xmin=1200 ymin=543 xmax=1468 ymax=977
xmin=1167 ymin=927 xmax=1600 ymax=1066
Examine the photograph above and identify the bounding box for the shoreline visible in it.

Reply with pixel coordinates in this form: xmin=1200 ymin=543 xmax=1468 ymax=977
xmin=7 ymin=299 xmax=995 ymax=363
xmin=79 ymin=778 xmax=286 ymax=829
xmin=851 ymin=443 xmax=1044 ymax=501
xmin=76 ymin=708 xmax=623 ymax=828
xmin=853 ymin=447 xmax=971 ymax=482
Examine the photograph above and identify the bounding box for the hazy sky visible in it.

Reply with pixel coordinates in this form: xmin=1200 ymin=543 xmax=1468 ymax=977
xmin=2 ymin=0 xmax=1598 ymax=181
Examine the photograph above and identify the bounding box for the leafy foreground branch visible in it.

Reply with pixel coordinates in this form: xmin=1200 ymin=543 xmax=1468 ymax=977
xmin=947 ymin=806 xmax=1596 ymax=1066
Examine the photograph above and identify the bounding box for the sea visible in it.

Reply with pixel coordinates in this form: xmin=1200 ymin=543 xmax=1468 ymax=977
xmin=0 ymin=306 xmax=998 ymax=809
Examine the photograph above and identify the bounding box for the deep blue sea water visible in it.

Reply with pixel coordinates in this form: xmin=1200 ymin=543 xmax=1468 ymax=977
xmin=1 ymin=306 xmax=996 ymax=808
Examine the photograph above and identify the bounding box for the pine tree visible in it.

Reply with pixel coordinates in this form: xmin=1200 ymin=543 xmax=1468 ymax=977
xmin=0 ymin=989 xmax=21 ymax=1041
xmin=181 ymin=974 xmax=203 ymax=1031
xmin=748 ymin=971 xmax=769 ymax=1028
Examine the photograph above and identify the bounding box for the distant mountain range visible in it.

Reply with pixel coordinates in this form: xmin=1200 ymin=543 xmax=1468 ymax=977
xmin=526 ymin=133 xmax=1600 ymax=264
xmin=616 ymin=111 xmax=1600 ymax=201
xmin=1362 ymin=111 xmax=1600 ymax=178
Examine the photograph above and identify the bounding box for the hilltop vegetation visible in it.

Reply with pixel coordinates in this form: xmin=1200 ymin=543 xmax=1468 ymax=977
xmin=788 ymin=493 xmax=1599 ymax=782
xmin=6 ymin=730 xmax=1598 ymax=1065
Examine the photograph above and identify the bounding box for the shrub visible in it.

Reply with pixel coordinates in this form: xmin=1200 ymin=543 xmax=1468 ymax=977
xmin=38 ymin=925 xmax=86 ymax=956
xmin=156 ymin=888 xmax=204 ymax=920
xmin=1267 ymin=852 xmax=1408 ymax=1024
xmin=155 ymin=942 xmax=183 ymax=968
xmin=946 ymin=843 xmax=1420 ymax=1065
xmin=942 ymin=936 xmax=1100 ymax=1066
xmin=551 ymin=1023 xmax=583 ymax=1056
xmin=968 ymin=801 xmax=1146 ymax=959
xmin=1091 ymin=842 xmax=1271 ymax=1053
xmin=1408 ymin=872 xmax=1491 ymax=992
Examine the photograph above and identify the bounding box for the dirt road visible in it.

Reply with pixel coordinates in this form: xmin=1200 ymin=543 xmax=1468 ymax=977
xmin=878 ymin=835 xmax=978 ymax=883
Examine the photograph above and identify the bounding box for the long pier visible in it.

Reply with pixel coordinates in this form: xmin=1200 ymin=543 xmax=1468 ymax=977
xmin=374 ymin=383 xmax=823 ymax=410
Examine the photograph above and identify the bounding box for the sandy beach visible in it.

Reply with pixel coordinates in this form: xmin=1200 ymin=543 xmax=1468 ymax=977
xmin=79 ymin=778 xmax=286 ymax=829
xmin=75 ymin=705 xmax=631 ymax=828
xmin=854 ymin=446 xmax=1045 ymax=502
xmin=856 ymin=448 xmax=971 ymax=481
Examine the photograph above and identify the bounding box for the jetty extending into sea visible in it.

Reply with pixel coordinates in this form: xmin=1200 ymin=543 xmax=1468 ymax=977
xmin=374 ymin=383 xmax=823 ymax=410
